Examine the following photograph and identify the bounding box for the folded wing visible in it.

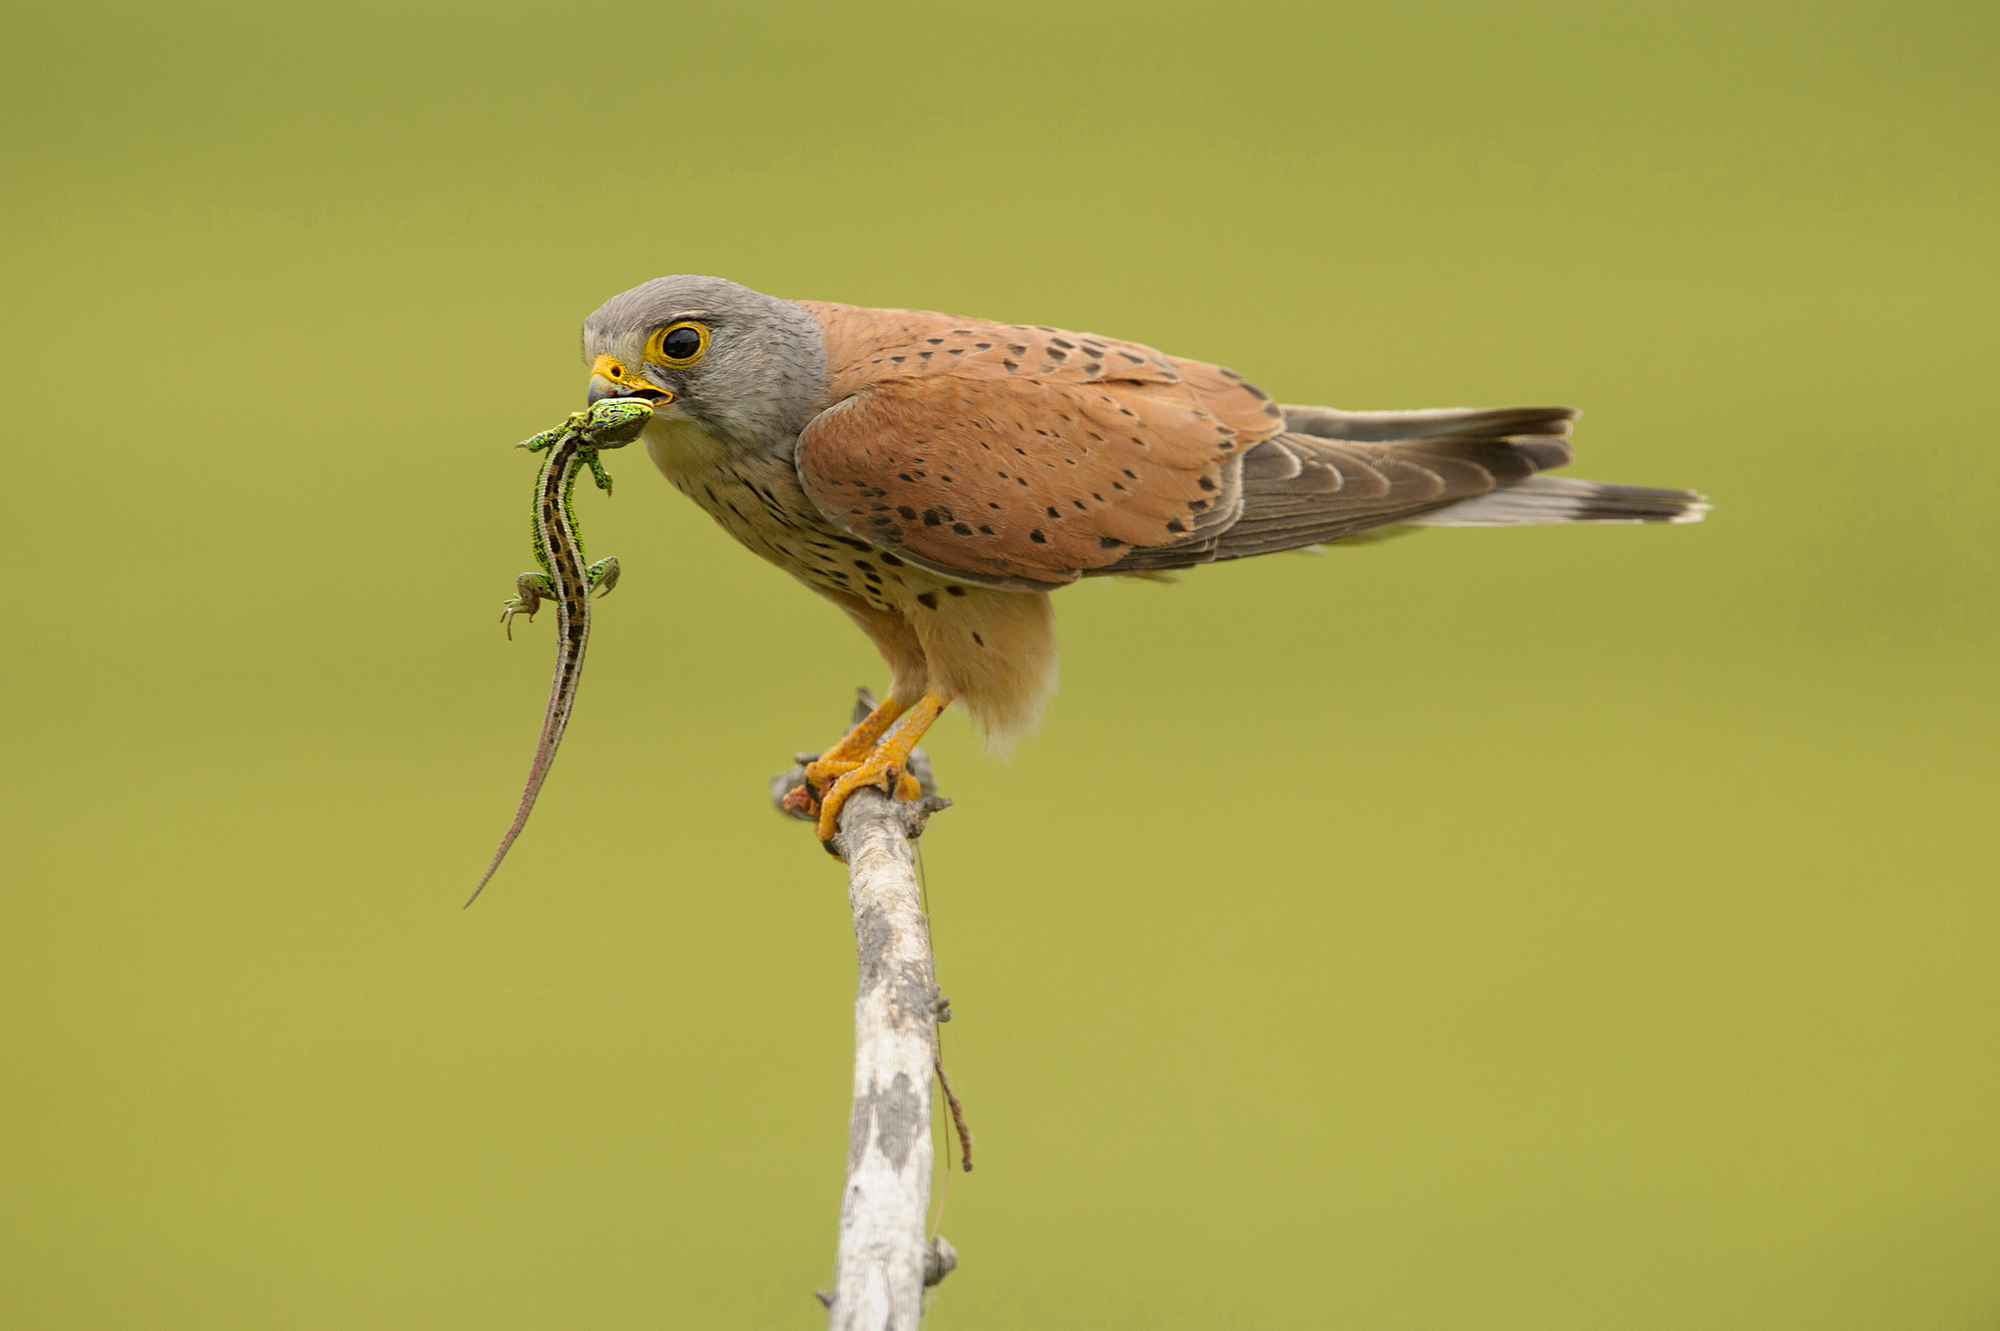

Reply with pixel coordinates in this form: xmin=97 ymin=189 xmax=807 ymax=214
xmin=793 ymin=303 xmax=1284 ymax=588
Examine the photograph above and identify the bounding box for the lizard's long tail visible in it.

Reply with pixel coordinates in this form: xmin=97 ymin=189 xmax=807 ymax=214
xmin=467 ymin=600 xmax=589 ymax=907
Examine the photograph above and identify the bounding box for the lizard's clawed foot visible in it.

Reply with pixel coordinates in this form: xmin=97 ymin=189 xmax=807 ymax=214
xmin=501 ymin=572 xmax=554 ymax=639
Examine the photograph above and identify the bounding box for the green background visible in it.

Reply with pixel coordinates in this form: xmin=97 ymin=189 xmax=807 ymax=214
xmin=3 ymin=2 xmax=1995 ymax=1326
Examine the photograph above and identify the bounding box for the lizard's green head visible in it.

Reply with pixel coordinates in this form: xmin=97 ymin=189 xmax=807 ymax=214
xmin=580 ymin=274 xmax=829 ymax=454
xmin=579 ymin=398 xmax=654 ymax=448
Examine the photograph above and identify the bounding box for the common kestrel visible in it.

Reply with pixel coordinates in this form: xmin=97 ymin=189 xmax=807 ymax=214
xmin=580 ymin=276 xmax=1705 ymax=843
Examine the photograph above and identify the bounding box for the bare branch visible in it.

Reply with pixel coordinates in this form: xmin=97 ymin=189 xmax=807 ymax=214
xmin=777 ymin=690 xmax=958 ymax=1329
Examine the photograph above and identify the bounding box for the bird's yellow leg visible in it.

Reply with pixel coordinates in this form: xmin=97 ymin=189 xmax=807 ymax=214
xmin=803 ymin=691 xmax=914 ymax=792
xmin=814 ymin=692 xmax=948 ymax=843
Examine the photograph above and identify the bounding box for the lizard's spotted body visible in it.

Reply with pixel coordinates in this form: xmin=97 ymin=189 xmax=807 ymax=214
xmin=470 ymin=398 xmax=652 ymax=905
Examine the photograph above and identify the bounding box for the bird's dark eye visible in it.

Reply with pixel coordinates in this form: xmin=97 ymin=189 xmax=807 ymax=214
xmin=650 ymin=321 xmax=709 ymax=366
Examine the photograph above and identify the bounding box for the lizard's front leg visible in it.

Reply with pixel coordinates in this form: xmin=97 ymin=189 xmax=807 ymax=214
xmin=587 ymin=557 xmax=620 ymax=598
xmin=501 ymin=573 xmax=555 ymax=639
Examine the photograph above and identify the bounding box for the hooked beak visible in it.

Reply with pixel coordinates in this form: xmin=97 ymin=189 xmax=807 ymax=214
xmin=588 ymin=353 xmax=676 ymax=409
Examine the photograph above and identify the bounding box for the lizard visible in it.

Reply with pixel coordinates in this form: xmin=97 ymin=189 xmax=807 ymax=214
xmin=468 ymin=396 xmax=654 ymax=906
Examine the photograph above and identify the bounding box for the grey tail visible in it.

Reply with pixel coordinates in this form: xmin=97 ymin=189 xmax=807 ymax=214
xmin=1405 ymin=474 xmax=1709 ymax=527
xmin=1092 ymin=403 xmax=1706 ymax=576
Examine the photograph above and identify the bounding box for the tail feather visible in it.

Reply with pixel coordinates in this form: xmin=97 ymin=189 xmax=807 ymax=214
xmin=1407 ymin=475 xmax=1709 ymax=527
xmin=1088 ymin=401 xmax=1705 ymax=578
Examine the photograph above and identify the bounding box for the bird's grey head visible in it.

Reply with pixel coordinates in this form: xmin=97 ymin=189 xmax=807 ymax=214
xmin=581 ymin=275 xmax=828 ymax=454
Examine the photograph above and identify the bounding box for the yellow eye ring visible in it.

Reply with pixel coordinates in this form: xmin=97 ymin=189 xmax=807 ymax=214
xmin=646 ymin=320 xmax=710 ymax=368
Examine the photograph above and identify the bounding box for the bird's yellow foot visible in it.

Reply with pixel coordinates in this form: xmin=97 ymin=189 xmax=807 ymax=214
xmin=802 ymin=691 xmax=911 ymax=793
xmin=790 ymin=692 xmax=946 ymax=846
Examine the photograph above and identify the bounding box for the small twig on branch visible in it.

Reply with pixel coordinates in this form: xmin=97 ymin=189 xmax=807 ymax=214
xmin=934 ymin=1047 xmax=973 ymax=1172
xmin=773 ymin=690 xmax=960 ymax=1330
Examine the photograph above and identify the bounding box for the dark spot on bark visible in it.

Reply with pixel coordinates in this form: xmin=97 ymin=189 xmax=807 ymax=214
xmin=849 ymin=1070 xmax=923 ymax=1172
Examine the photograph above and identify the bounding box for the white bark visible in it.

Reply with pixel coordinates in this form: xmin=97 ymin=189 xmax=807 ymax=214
xmin=823 ymin=785 xmax=949 ymax=1329
xmin=776 ymin=690 xmax=959 ymax=1328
